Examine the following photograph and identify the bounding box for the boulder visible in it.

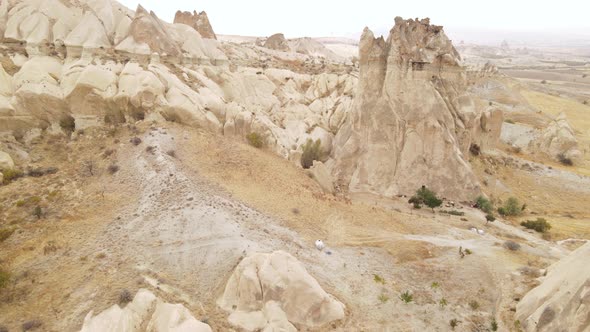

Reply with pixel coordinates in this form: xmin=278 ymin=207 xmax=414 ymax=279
xmin=80 ymin=289 xmax=211 ymax=332
xmin=331 ymin=18 xmax=489 ymax=200
xmin=309 ymin=161 xmax=334 ymax=194
xmin=263 ymin=33 xmax=290 ymax=52
xmin=218 ymin=251 xmax=345 ymax=330
xmin=516 ymin=242 xmax=590 ymax=332
xmin=0 ymin=151 xmax=13 ymax=170
xmin=173 ymin=10 xmax=217 ymax=40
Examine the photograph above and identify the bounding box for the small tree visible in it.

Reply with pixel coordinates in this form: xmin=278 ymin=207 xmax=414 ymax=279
xmin=498 ymin=197 xmax=523 ymax=216
xmin=486 ymin=214 xmax=496 ymax=224
xmin=410 ymin=186 xmax=442 ymax=212
xmin=301 ymin=139 xmax=323 ymax=169
xmin=475 ymin=196 xmax=493 ymax=214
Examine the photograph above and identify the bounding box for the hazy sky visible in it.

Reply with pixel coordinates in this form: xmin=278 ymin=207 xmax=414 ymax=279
xmin=119 ymin=0 xmax=590 ymax=43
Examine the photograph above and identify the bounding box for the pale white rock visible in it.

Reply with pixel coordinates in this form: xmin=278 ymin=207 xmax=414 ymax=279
xmin=80 ymin=289 xmax=212 ymax=332
xmin=65 ymin=11 xmax=111 ymax=49
xmin=516 ymin=242 xmax=590 ymax=332
xmin=0 ymin=151 xmax=15 ymax=170
xmin=315 ymin=239 xmax=326 ymax=251
xmin=309 ymin=161 xmax=335 ymax=194
xmin=218 ymin=251 xmax=345 ymax=330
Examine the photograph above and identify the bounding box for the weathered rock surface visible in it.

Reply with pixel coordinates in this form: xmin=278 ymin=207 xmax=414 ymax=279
xmin=218 ymin=251 xmax=345 ymax=330
xmin=174 ymin=10 xmax=217 ymax=40
xmin=0 ymin=151 xmax=14 ymax=169
xmin=330 ymin=17 xmax=501 ymax=200
xmin=80 ymin=289 xmax=212 ymax=332
xmin=516 ymin=242 xmax=590 ymax=332
xmin=263 ymin=33 xmax=290 ymax=52
xmin=535 ymin=112 xmax=581 ymax=162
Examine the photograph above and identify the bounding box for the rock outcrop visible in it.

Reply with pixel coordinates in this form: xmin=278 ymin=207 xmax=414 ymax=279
xmin=516 ymin=242 xmax=590 ymax=332
xmin=174 ymin=10 xmax=217 ymax=40
xmin=80 ymin=289 xmax=212 ymax=332
xmin=330 ymin=17 xmax=501 ymax=200
xmin=263 ymin=33 xmax=290 ymax=52
xmin=535 ymin=112 xmax=581 ymax=162
xmin=0 ymin=151 xmax=13 ymax=170
xmin=218 ymin=251 xmax=345 ymax=330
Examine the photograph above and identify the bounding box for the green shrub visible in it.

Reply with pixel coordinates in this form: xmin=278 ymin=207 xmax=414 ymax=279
xmin=0 ymin=268 xmax=10 ymax=289
xmin=399 ymin=291 xmax=413 ymax=304
xmin=33 ymin=206 xmax=43 ymax=219
xmin=521 ymin=218 xmax=552 ymax=233
xmin=486 ymin=214 xmax=496 ymax=223
xmin=450 ymin=318 xmax=460 ymax=330
xmin=475 ymin=196 xmax=493 ymax=214
xmin=439 ymin=298 xmax=448 ymax=308
xmin=378 ymin=294 xmax=389 ymax=303
xmin=301 ymin=139 xmax=323 ymax=169
xmin=59 ymin=115 xmax=76 ymax=134
xmin=0 ymin=228 xmax=15 ymax=243
xmin=498 ymin=197 xmax=523 ymax=216
xmin=2 ymin=168 xmax=24 ymax=184
xmin=409 ymin=186 xmax=442 ymax=211
xmin=491 ymin=319 xmax=498 ymax=331
xmin=441 ymin=210 xmax=465 ymax=216
xmin=373 ymin=274 xmax=385 ymax=284
xmin=505 ymin=119 xmax=515 ymax=124
xmin=119 ymin=289 xmax=133 ymax=306
xmin=246 ymin=132 xmax=264 ymax=148
xmin=469 ymin=300 xmax=480 ymax=310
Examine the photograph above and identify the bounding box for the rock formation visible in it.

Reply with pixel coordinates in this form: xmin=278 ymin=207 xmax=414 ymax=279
xmin=330 ymin=17 xmax=501 ymax=200
xmin=535 ymin=113 xmax=581 ymax=162
xmin=218 ymin=251 xmax=345 ymax=330
xmin=516 ymin=242 xmax=590 ymax=332
xmin=0 ymin=150 xmax=13 ymax=169
xmin=263 ymin=33 xmax=291 ymax=52
xmin=80 ymin=289 xmax=212 ymax=332
xmin=174 ymin=10 xmax=217 ymax=40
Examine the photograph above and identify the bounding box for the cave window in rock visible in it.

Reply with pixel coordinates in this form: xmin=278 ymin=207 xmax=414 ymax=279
xmin=411 ymin=61 xmax=429 ymax=71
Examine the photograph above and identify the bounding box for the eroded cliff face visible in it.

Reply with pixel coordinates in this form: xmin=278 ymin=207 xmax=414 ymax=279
xmin=174 ymin=10 xmax=217 ymax=40
xmin=330 ymin=17 xmax=501 ymax=200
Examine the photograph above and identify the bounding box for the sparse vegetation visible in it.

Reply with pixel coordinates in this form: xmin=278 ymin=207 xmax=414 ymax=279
xmin=450 ymin=318 xmax=460 ymax=330
xmin=130 ymin=108 xmax=145 ymax=121
xmin=119 ymin=289 xmax=133 ymax=306
xmin=440 ymin=210 xmax=465 ymax=216
xmin=431 ymin=281 xmax=440 ymax=289
xmin=0 ymin=268 xmax=10 ymax=289
xmin=486 ymin=214 xmax=496 ymax=223
xmin=475 ymin=196 xmax=493 ymax=214
xmin=166 ymin=150 xmax=177 ymax=158
xmin=59 ymin=115 xmax=76 ymax=134
xmin=468 ymin=300 xmax=480 ymax=310
xmin=491 ymin=318 xmax=498 ymax=331
xmin=1 ymin=168 xmax=24 ymax=184
xmin=246 ymin=132 xmax=264 ymax=148
xmin=373 ymin=274 xmax=385 ymax=284
xmin=378 ymin=294 xmax=389 ymax=303
xmin=505 ymin=119 xmax=515 ymax=124
xmin=145 ymin=146 xmax=156 ymax=154
xmin=521 ymin=218 xmax=552 ymax=233
xmin=399 ymin=291 xmax=413 ymax=304
xmin=557 ymin=153 xmax=573 ymax=166
xmin=33 ymin=206 xmax=43 ymax=219
xmin=465 ymin=248 xmax=473 ymax=255
xmin=409 ymin=186 xmax=442 ymax=211
xmin=498 ymin=197 xmax=523 ymax=217
xmin=439 ymin=298 xmax=448 ymax=308
xmin=504 ymin=240 xmax=521 ymax=251
xmin=0 ymin=228 xmax=15 ymax=243
xmin=301 ymin=139 xmax=323 ymax=169
xmin=540 ymin=80 xmax=547 ymax=84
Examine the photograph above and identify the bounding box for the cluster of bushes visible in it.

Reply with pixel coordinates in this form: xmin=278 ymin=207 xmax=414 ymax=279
xmin=521 ymin=218 xmax=552 ymax=233
xmin=409 ymin=186 xmax=442 ymax=211
xmin=498 ymin=197 xmax=524 ymax=217
xmin=301 ymin=139 xmax=323 ymax=169
xmin=475 ymin=196 xmax=496 ymax=222
xmin=1 ymin=168 xmax=23 ymax=184
xmin=246 ymin=132 xmax=264 ymax=148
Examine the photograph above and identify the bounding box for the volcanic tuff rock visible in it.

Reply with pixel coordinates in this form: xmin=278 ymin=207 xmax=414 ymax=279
xmin=330 ymin=17 xmax=501 ymax=200
xmin=516 ymin=242 xmax=590 ymax=332
xmin=263 ymin=33 xmax=291 ymax=52
xmin=174 ymin=10 xmax=217 ymax=40
xmin=80 ymin=289 xmax=212 ymax=332
xmin=218 ymin=251 xmax=345 ymax=330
